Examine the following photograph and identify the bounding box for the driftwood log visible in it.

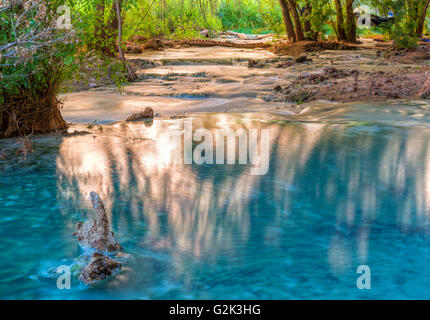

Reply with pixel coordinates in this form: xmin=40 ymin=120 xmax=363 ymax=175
xmin=78 ymin=252 xmax=122 ymax=286
xmin=126 ymin=107 xmax=154 ymax=121
xmin=73 ymin=192 xmax=122 ymax=253
xmin=224 ymin=30 xmax=273 ymax=40
xmin=73 ymin=192 xmax=123 ymax=285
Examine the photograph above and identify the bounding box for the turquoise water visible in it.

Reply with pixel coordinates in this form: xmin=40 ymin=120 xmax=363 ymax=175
xmin=2 ymin=103 xmax=430 ymax=299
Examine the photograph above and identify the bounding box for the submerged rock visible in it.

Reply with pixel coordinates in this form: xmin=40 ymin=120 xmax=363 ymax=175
xmin=126 ymin=107 xmax=155 ymax=121
xmin=247 ymin=59 xmax=265 ymax=68
xmin=73 ymin=192 xmax=121 ymax=253
xmin=294 ymin=55 xmax=312 ymax=63
xmin=276 ymin=61 xmax=294 ymax=68
xmin=78 ymin=252 xmax=121 ymax=286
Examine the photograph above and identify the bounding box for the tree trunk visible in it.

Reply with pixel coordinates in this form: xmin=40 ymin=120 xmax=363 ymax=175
xmin=0 ymin=94 xmax=67 ymax=138
xmin=334 ymin=0 xmax=347 ymax=41
xmin=302 ymin=1 xmax=313 ymax=40
xmin=287 ymin=0 xmax=304 ymax=41
xmin=416 ymin=0 xmax=430 ymax=37
xmin=345 ymin=0 xmax=356 ymax=42
xmin=0 ymin=61 xmax=68 ymax=138
xmin=104 ymin=2 xmax=120 ymax=57
xmin=94 ymin=0 xmax=106 ymax=51
xmin=279 ymin=0 xmax=296 ymax=42
xmin=115 ymin=0 xmax=125 ymax=61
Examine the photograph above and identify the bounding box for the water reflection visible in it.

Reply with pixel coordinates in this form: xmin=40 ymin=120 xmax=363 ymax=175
xmin=54 ymin=112 xmax=430 ymax=298
xmin=57 ymin=116 xmax=269 ymax=260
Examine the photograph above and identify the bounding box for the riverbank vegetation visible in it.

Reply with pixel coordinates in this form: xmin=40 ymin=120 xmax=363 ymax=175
xmin=0 ymin=0 xmax=74 ymax=138
xmin=1 ymin=0 xmax=429 ymax=139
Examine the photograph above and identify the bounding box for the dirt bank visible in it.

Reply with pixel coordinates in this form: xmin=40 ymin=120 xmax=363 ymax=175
xmin=125 ymin=36 xmax=272 ymax=53
xmin=263 ymin=66 xmax=430 ymax=103
xmin=384 ymin=45 xmax=430 ymax=64
xmin=124 ymin=38 xmax=394 ymax=56
xmin=270 ymin=40 xmax=362 ymax=56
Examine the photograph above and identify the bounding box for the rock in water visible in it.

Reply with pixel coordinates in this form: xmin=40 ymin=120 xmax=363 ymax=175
xmin=126 ymin=107 xmax=155 ymax=121
xmin=78 ymin=252 xmax=121 ymax=286
xmin=73 ymin=192 xmax=121 ymax=253
xmin=294 ymin=55 xmax=312 ymax=63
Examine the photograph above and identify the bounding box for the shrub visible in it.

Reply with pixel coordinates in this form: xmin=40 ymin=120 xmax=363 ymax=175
xmin=0 ymin=0 xmax=75 ymax=137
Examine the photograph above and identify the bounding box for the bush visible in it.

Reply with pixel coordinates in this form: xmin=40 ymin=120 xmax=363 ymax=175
xmin=123 ymin=0 xmax=222 ymax=39
xmin=368 ymin=0 xmax=419 ymax=49
xmin=218 ymin=0 xmax=284 ymax=34
xmin=0 ymin=0 xmax=75 ymax=137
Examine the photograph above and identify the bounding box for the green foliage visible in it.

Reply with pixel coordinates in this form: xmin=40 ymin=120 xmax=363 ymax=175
xmin=61 ymin=51 xmax=130 ymax=93
xmin=124 ymin=0 xmax=286 ymax=38
xmin=123 ymin=0 xmax=222 ymax=39
xmin=300 ymin=0 xmax=334 ymax=39
xmin=3 ymin=0 xmax=428 ymax=106
xmin=66 ymin=0 xmax=428 ymax=47
xmin=59 ymin=0 xmax=131 ymax=88
xmin=65 ymin=0 xmax=114 ymax=51
xmin=367 ymin=0 xmax=421 ymax=48
xmin=384 ymin=20 xmax=418 ymax=49
xmin=426 ymin=17 xmax=430 ymax=34
xmin=0 ymin=0 xmax=76 ymax=103
xmin=218 ymin=0 xmax=284 ymax=34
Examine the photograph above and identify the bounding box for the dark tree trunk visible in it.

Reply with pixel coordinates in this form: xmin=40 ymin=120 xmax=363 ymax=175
xmin=287 ymin=0 xmax=304 ymax=41
xmin=416 ymin=0 xmax=430 ymax=37
xmin=115 ymin=0 xmax=125 ymax=61
xmin=0 ymin=61 xmax=68 ymax=138
xmin=279 ymin=0 xmax=296 ymax=42
xmin=334 ymin=0 xmax=347 ymax=41
xmin=94 ymin=0 xmax=106 ymax=51
xmin=0 ymin=93 xmax=67 ymax=138
xmin=104 ymin=2 xmax=120 ymax=57
xmin=345 ymin=0 xmax=357 ymax=42
xmin=303 ymin=1 xmax=313 ymax=40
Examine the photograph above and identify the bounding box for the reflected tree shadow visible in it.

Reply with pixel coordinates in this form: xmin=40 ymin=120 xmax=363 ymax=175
xmin=56 ymin=115 xmax=430 ymax=277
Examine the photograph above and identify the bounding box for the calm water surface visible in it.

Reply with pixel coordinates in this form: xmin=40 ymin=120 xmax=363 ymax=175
xmin=2 ymin=102 xmax=430 ymax=299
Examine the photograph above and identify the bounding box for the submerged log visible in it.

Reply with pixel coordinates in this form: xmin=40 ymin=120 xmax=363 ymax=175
xmin=72 ymin=192 xmax=124 ymax=286
xmin=126 ymin=107 xmax=155 ymax=121
xmin=73 ymin=192 xmax=122 ymax=253
xmin=78 ymin=252 xmax=121 ymax=286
